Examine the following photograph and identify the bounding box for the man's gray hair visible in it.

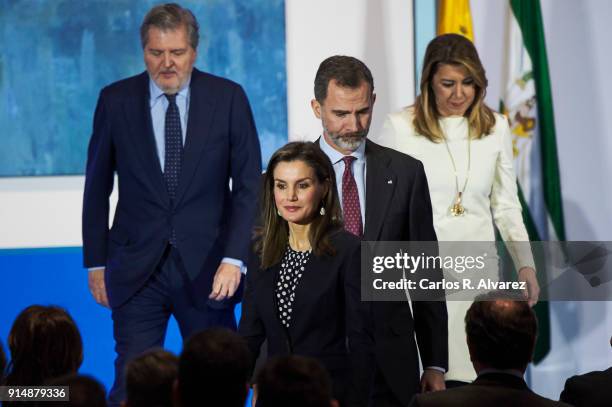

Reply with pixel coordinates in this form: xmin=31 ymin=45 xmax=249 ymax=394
xmin=140 ymin=3 xmax=200 ymax=50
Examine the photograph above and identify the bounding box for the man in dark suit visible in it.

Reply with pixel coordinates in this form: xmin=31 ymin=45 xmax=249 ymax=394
xmin=409 ymin=292 xmax=570 ymax=407
xmin=82 ymin=4 xmax=261 ymax=406
xmin=311 ymin=55 xmax=448 ymax=406
xmin=559 ymin=336 xmax=612 ymax=407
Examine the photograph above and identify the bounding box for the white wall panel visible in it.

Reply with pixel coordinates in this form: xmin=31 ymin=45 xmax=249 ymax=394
xmin=286 ymin=0 xmax=415 ymax=141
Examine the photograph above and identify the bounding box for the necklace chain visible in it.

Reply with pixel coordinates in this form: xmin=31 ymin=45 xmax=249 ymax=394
xmin=442 ymin=131 xmax=471 ymax=216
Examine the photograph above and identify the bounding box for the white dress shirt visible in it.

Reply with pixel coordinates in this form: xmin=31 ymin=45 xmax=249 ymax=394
xmin=319 ymin=135 xmax=366 ymax=226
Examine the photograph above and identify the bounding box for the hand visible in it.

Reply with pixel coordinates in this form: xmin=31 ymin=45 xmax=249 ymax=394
xmin=88 ymin=268 xmax=110 ymax=308
xmin=420 ymin=369 xmax=445 ymax=393
xmin=209 ymin=262 xmax=242 ymax=301
xmin=518 ymin=267 xmax=540 ymax=306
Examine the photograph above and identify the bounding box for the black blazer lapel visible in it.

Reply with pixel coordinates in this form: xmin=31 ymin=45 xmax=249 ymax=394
xmin=174 ymin=69 xmax=217 ymax=206
xmin=266 ymin=262 xmax=293 ymax=351
xmin=364 ymin=140 xmax=396 ymax=240
xmin=124 ymin=72 xmax=169 ymax=206
xmin=287 ymin=250 xmax=320 ymax=338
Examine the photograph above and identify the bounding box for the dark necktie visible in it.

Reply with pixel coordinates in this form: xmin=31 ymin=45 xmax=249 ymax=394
xmin=164 ymin=93 xmax=183 ymax=244
xmin=341 ymin=156 xmax=363 ymax=237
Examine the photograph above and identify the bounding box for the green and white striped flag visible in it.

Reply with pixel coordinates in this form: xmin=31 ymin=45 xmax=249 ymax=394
xmin=500 ymin=0 xmax=565 ymax=363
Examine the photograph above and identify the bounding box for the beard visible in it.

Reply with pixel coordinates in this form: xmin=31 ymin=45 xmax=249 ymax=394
xmin=325 ymin=127 xmax=369 ymax=152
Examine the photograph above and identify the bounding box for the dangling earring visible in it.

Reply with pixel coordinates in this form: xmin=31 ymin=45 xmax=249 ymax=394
xmin=277 ymin=209 xmax=282 ymax=216
xmin=320 ymin=206 xmax=326 ymax=216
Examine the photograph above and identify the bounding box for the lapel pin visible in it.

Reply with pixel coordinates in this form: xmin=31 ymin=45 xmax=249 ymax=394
xmin=387 ymin=179 xmax=393 ymax=184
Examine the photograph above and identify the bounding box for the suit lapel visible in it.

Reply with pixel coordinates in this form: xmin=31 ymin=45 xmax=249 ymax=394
xmin=364 ymin=141 xmax=396 ymax=240
xmin=124 ymin=72 xmax=169 ymax=206
xmin=287 ymin=250 xmax=320 ymax=338
xmin=265 ymin=262 xmax=293 ymax=348
xmin=174 ymin=69 xmax=216 ymax=206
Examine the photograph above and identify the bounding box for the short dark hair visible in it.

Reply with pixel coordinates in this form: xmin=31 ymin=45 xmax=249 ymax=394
xmin=45 ymin=374 xmax=107 ymax=407
xmin=257 ymin=142 xmax=343 ymax=268
xmin=6 ymin=305 xmax=83 ymax=386
xmin=140 ymin=3 xmax=199 ymax=49
xmin=466 ymin=292 xmax=537 ymax=370
xmin=256 ymin=355 xmax=334 ymax=407
xmin=178 ymin=328 xmax=251 ymax=407
xmin=314 ymin=55 xmax=374 ymax=103
xmin=125 ymin=349 xmax=178 ymax=407
xmin=0 ymin=339 xmax=6 ymax=384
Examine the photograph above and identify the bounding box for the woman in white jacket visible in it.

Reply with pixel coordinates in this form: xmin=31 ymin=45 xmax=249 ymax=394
xmin=372 ymin=33 xmax=540 ymax=387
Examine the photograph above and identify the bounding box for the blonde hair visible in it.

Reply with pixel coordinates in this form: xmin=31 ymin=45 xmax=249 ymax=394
xmin=413 ymin=34 xmax=495 ymax=142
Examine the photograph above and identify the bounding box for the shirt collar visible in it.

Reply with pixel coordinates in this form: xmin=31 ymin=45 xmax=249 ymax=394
xmin=319 ymin=134 xmax=366 ymax=164
xmin=149 ymin=75 xmax=191 ymax=103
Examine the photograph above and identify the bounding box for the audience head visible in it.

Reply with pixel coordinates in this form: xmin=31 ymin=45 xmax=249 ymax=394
xmin=256 ymin=355 xmax=338 ymax=407
xmin=466 ymin=291 xmax=538 ymax=373
xmin=414 ymin=33 xmax=495 ymax=142
xmin=311 ymin=55 xmax=376 ymax=154
xmin=0 ymin=339 xmax=6 ymax=383
xmin=6 ymin=305 xmax=83 ymax=386
xmin=45 ymin=374 xmax=107 ymax=407
xmin=176 ymin=328 xmax=251 ymax=407
xmin=259 ymin=142 xmax=342 ymax=268
xmin=123 ymin=349 xmax=178 ymax=407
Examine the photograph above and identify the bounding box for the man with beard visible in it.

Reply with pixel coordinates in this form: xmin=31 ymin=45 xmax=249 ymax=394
xmin=311 ymin=55 xmax=448 ymax=406
xmin=83 ymin=4 xmax=261 ymax=405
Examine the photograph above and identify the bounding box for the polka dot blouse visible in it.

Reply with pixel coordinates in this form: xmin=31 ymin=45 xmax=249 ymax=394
xmin=276 ymin=246 xmax=311 ymax=328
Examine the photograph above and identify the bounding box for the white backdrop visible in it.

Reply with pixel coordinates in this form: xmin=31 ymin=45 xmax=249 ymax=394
xmin=286 ymin=0 xmax=415 ymax=141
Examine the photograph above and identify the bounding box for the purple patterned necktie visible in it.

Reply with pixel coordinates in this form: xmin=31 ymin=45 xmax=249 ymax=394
xmin=164 ymin=93 xmax=183 ymax=244
xmin=341 ymin=156 xmax=363 ymax=237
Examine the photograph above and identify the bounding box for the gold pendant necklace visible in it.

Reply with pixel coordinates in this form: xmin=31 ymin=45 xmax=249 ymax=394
xmin=442 ymin=131 xmax=471 ymax=217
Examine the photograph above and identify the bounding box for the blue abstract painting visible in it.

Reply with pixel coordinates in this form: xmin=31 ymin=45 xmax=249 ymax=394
xmin=0 ymin=0 xmax=286 ymax=176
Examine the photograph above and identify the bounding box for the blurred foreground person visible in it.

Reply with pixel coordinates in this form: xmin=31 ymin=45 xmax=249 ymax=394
xmin=0 ymin=339 xmax=6 ymax=383
xmin=5 ymin=305 xmax=82 ymax=387
xmin=256 ymin=355 xmax=339 ymax=407
xmin=175 ymin=328 xmax=251 ymax=407
xmin=123 ymin=349 xmax=178 ymax=407
xmin=559 ymin=335 xmax=612 ymax=407
xmin=45 ymin=374 xmax=107 ymax=407
xmin=409 ymin=292 xmax=569 ymax=407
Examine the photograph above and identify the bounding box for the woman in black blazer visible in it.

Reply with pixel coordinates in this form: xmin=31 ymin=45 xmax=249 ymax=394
xmin=239 ymin=142 xmax=369 ymax=405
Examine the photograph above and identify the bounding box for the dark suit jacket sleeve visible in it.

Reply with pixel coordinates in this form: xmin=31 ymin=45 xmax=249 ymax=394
xmin=82 ymin=89 xmax=115 ymax=268
xmin=238 ymin=249 xmax=266 ymax=374
xmin=225 ymin=85 xmax=262 ymax=263
xmin=409 ymin=161 xmax=449 ymax=370
xmin=345 ymin=238 xmax=375 ymax=406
